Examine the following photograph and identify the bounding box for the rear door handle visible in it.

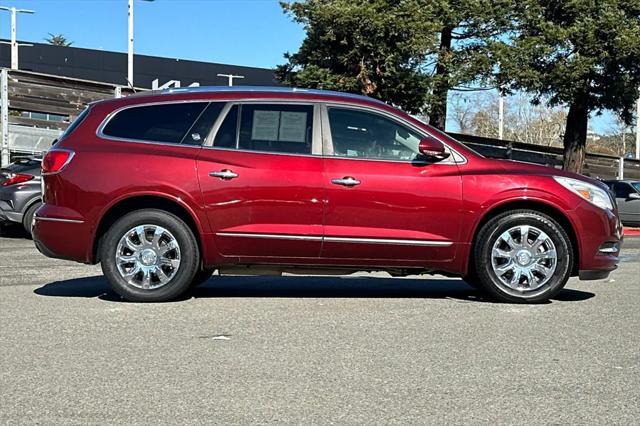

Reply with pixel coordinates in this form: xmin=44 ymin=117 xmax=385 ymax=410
xmin=209 ymin=169 xmax=238 ymax=180
xmin=331 ymin=176 xmax=361 ymax=187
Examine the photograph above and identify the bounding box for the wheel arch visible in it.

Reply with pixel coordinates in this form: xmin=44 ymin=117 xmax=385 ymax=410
xmin=91 ymin=194 xmax=205 ymax=264
xmin=467 ymin=199 xmax=580 ymax=277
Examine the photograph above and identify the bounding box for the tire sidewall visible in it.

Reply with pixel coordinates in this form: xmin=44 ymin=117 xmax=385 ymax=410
xmin=476 ymin=212 xmax=573 ymax=303
xmin=22 ymin=200 xmax=42 ymax=236
xmin=100 ymin=209 xmax=199 ymax=302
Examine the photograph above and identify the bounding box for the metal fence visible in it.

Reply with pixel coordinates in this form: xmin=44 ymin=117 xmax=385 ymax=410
xmin=1 ymin=68 xmax=134 ymax=166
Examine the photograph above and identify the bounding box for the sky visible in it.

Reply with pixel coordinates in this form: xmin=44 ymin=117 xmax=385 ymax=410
xmin=0 ymin=0 xmax=305 ymax=68
xmin=0 ymin=0 xmax=619 ymax=134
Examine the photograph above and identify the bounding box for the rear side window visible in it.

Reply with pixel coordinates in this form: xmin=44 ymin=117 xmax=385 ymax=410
xmin=102 ymin=102 xmax=210 ymax=144
xmin=213 ymin=103 xmax=314 ymax=155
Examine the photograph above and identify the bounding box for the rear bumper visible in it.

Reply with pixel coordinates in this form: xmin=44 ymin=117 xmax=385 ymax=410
xmin=32 ymin=204 xmax=92 ymax=263
xmin=0 ymin=199 xmax=23 ymax=223
xmin=0 ymin=184 xmax=40 ymax=224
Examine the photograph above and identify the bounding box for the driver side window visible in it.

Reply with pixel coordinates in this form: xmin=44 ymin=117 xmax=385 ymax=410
xmin=326 ymin=107 xmax=422 ymax=161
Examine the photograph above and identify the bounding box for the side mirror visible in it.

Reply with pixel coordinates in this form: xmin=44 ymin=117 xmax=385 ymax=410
xmin=418 ymin=137 xmax=450 ymax=161
xmin=628 ymin=192 xmax=640 ymax=200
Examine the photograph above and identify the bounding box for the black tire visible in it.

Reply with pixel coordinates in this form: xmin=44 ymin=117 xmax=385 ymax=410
xmin=473 ymin=209 xmax=573 ymax=303
xmin=99 ymin=209 xmax=200 ymax=302
xmin=191 ymin=267 xmax=215 ymax=287
xmin=22 ymin=200 xmax=42 ymax=237
xmin=462 ymin=272 xmax=484 ymax=290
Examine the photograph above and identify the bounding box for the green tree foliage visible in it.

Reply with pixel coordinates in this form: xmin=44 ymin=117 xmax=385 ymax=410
xmin=44 ymin=33 xmax=73 ymax=47
xmin=277 ymin=0 xmax=438 ymax=115
xmin=427 ymin=0 xmax=516 ymax=129
xmin=492 ymin=1 xmax=640 ymax=173
xmin=278 ymin=0 xmax=514 ymax=128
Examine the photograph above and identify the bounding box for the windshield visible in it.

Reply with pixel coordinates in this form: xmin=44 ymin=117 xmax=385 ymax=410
xmin=632 ymin=182 xmax=640 ymax=192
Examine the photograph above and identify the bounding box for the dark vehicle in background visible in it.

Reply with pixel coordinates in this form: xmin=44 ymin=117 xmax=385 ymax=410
xmin=603 ymin=180 xmax=640 ymax=227
xmin=0 ymin=158 xmax=42 ymax=236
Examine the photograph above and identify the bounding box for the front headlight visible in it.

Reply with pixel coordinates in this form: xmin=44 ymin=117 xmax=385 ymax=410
xmin=553 ymin=176 xmax=614 ymax=211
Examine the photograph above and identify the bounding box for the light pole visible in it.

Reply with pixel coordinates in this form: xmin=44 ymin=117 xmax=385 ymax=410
xmin=498 ymin=93 xmax=505 ymax=140
xmin=127 ymin=0 xmax=153 ymax=87
xmin=0 ymin=6 xmax=35 ymax=70
xmin=217 ymin=73 xmax=245 ymax=87
xmin=635 ymin=97 xmax=639 ymax=159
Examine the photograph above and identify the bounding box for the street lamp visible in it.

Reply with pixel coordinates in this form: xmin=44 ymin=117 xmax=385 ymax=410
xmin=0 ymin=6 xmax=35 ymax=70
xmin=128 ymin=0 xmax=154 ymax=87
xmin=636 ymin=98 xmax=640 ymax=160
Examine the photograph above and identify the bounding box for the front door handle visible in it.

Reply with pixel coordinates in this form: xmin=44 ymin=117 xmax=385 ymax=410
xmin=331 ymin=176 xmax=361 ymax=187
xmin=209 ymin=169 xmax=239 ymax=180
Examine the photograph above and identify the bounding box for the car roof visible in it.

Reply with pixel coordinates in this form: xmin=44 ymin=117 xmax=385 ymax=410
xmin=159 ymin=86 xmax=387 ymax=105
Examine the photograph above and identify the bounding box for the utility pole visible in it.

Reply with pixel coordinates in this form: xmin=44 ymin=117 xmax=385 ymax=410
xmin=217 ymin=73 xmax=245 ymax=87
xmin=498 ymin=94 xmax=505 ymax=140
xmin=636 ymin=97 xmax=640 ymax=160
xmin=0 ymin=6 xmax=35 ymax=70
xmin=127 ymin=0 xmax=154 ymax=87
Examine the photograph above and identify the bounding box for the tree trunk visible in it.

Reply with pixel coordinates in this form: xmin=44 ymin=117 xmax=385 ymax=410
xmin=429 ymin=26 xmax=453 ymax=131
xmin=562 ymin=100 xmax=589 ymax=173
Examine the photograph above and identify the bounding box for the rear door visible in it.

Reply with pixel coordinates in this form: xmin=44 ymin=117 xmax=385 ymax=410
xmin=319 ymin=104 xmax=463 ymax=265
xmin=196 ymin=102 xmax=325 ymax=259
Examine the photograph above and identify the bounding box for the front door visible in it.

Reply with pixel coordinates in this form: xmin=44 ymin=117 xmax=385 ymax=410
xmin=197 ymin=102 xmax=324 ymax=259
xmin=320 ymin=105 xmax=463 ymax=265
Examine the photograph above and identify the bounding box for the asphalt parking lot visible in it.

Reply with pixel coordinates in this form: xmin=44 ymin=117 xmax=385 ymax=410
xmin=1 ymin=225 xmax=638 ymax=424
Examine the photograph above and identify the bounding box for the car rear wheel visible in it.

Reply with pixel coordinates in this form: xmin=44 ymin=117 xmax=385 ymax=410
xmin=473 ymin=209 xmax=573 ymax=303
xmin=99 ymin=209 xmax=200 ymax=302
xmin=22 ymin=201 xmax=41 ymax=237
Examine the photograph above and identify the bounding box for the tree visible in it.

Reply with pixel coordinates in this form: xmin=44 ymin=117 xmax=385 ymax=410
xmin=278 ymin=0 xmax=515 ymax=123
xmin=277 ymin=0 xmax=438 ymax=115
xmin=492 ymin=1 xmax=640 ymax=173
xmin=427 ymin=0 xmax=516 ymax=129
xmin=44 ymin=33 xmax=73 ymax=47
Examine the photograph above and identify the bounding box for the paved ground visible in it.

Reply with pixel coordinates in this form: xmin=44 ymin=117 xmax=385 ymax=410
xmin=0 ymin=224 xmax=638 ymax=425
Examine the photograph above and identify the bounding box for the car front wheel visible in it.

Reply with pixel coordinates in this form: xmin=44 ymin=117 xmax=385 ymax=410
xmin=99 ymin=209 xmax=200 ymax=302
xmin=473 ymin=209 xmax=573 ymax=303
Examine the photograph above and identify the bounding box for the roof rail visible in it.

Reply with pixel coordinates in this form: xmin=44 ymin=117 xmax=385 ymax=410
xmin=161 ymin=85 xmax=386 ymax=104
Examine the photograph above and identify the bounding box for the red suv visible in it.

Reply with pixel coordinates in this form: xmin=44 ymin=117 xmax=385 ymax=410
xmin=32 ymin=87 xmax=622 ymax=303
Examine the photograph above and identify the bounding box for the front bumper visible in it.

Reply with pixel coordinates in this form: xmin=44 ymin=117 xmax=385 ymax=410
xmin=568 ymin=201 xmax=622 ymax=280
xmin=579 ymin=268 xmax=617 ymax=280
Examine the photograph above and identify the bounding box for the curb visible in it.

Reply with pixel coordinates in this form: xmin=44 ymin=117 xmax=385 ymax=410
xmin=624 ymin=227 xmax=640 ymax=237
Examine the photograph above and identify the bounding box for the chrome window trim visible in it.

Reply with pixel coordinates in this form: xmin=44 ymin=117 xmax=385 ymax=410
xmin=321 ymin=102 xmax=467 ymax=165
xmin=202 ymin=100 xmax=323 ymax=157
xmin=216 ymin=232 xmax=452 ymax=247
xmin=96 ymin=99 xmax=213 ymax=147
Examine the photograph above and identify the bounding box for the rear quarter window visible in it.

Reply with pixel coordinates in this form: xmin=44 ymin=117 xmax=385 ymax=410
xmin=102 ymin=102 xmax=213 ymax=144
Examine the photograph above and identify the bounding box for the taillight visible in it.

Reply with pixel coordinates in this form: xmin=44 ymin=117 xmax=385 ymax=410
xmin=1 ymin=173 xmax=34 ymax=186
xmin=42 ymin=149 xmax=74 ymax=175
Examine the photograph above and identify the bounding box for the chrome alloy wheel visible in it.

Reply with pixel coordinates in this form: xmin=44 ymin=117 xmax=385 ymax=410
xmin=115 ymin=225 xmax=181 ymax=290
xmin=490 ymin=225 xmax=557 ymax=292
